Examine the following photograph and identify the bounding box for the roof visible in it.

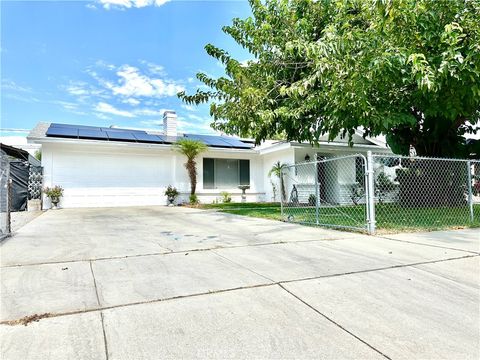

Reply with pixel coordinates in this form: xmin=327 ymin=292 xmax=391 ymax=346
xmin=30 ymin=122 xmax=254 ymax=150
xmin=27 ymin=122 xmax=390 ymax=154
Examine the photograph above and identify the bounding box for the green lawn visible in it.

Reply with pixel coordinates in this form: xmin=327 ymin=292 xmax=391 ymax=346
xmin=200 ymin=202 xmax=480 ymax=233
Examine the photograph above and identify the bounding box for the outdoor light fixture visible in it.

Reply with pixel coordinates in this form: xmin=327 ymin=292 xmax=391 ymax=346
xmin=305 ymin=154 xmax=311 ymax=162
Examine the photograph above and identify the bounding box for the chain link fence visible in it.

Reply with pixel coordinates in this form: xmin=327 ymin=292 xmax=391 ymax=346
xmin=1 ymin=155 xmax=11 ymax=240
xmin=281 ymin=154 xmax=370 ymax=231
xmin=281 ymin=152 xmax=480 ymax=234
xmin=372 ymin=155 xmax=480 ymax=232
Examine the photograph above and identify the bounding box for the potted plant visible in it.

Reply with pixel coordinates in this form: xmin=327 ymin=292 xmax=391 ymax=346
xmin=44 ymin=185 xmax=64 ymax=209
xmin=164 ymin=185 xmax=179 ymax=206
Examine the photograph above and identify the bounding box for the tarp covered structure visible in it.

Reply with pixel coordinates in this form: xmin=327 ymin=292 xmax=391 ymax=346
xmin=0 ymin=143 xmax=41 ymax=212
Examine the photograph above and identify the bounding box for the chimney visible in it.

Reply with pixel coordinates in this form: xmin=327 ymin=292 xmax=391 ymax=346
xmin=163 ymin=110 xmax=177 ymax=137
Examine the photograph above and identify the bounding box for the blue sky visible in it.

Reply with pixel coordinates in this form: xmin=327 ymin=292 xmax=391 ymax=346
xmin=1 ymin=0 xmax=252 ymax=137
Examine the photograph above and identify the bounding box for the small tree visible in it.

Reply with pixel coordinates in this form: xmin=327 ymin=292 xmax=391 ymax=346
xmin=173 ymin=139 xmax=207 ymax=198
xmin=268 ymin=161 xmax=288 ymax=201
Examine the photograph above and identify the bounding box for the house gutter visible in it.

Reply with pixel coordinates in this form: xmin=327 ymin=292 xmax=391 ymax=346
xmin=27 ymin=136 xmax=259 ymax=154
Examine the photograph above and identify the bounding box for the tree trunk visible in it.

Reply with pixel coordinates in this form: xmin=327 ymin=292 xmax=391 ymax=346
xmin=280 ymin=175 xmax=286 ymax=201
xmin=186 ymin=159 xmax=197 ymax=195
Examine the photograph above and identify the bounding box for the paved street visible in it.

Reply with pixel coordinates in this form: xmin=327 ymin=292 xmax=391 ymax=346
xmin=1 ymin=207 xmax=479 ymax=359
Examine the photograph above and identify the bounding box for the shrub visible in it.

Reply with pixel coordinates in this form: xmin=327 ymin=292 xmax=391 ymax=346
xmin=220 ymin=191 xmax=232 ymax=203
xmin=164 ymin=185 xmax=179 ymax=199
xmin=44 ymin=185 xmax=63 ymax=199
xmin=189 ymin=194 xmax=199 ymax=205
xmin=308 ymin=194 xmax=316 ymax=206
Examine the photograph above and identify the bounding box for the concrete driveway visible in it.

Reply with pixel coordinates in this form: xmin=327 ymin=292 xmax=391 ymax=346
xmin=1 ymin=206 xmax=479 ymax=359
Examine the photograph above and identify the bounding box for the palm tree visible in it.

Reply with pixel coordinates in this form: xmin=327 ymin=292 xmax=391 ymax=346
xmin=268 ymin=161 xmax=288 ymax=201
xmin=173 ymin=139 xmax=207 ymax=197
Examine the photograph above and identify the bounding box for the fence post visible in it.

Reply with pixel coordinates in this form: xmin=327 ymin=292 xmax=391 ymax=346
xmin=6 ymin=179 xmax=12 ymax=235
xmin=467 ymin=160 xmax=474 ymax=222
xmin=280 ymin=169 xmax=284 ymax=220
xmin=366 ymin=151 xmax=376 ymax=234
xmin=315 ymin=161 xmax=319 ymax=225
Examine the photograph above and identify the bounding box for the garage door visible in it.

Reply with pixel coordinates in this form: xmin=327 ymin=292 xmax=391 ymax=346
xmin=50 ymin=150 xmax=172 ymax=208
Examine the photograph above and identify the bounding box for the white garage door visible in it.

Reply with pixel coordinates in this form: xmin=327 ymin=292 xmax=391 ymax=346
xmin=50 ymin=149 xmax=172 ymax=208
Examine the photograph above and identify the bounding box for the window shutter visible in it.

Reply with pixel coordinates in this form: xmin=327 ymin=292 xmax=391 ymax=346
xmin=239 ymin=160 xmax=250 ymax=185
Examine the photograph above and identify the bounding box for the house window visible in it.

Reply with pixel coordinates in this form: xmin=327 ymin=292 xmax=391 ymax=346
xmin=203 ymin=158 xmax=250 ymax=189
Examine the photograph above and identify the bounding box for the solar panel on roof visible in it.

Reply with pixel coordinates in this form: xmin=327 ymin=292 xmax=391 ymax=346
xmin=185 ymin=134 xmax=232 ymax=147
xmin=185 ymin=134 xmax=252 ymax=149
xmin=133 ymin=133 xmax=163 ymax=143
xmin=106 ymin=131 xmax=137 ymax=141
xmin=102 ymin=127 xmax=144 ymax=133
xmin=46 ymin=127 xmax=79 ymax=138
xmin=50 ymin=123 xmax=98 ymax=130
xmin=78 ymin=129 xmax=109 ymax=140
xmin=220 ymin=137 xmax=252 ymax=149
xmin=46 ymin=123 xmax=253 ymax=148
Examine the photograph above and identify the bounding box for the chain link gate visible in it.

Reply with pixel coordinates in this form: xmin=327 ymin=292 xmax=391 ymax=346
xmin=281 ymin=152 xmax=479 ymax=234
xmin=280 ymin=154 xmax=372 ymax=232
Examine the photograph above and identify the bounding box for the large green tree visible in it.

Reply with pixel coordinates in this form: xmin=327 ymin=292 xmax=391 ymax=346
xmin=179 ymin=0 xmax=480 ymax=158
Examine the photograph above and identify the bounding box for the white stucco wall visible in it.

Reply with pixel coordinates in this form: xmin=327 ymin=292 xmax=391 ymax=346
xmin=262 ymin=147 xmax=295 ymax=202
xmin=41 ymin=141 xmax=266 ymax=208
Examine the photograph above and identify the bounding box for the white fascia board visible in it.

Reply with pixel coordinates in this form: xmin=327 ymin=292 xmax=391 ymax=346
xmin=258 ymin=142 xmax=292 ymax=155
xmin=354 ymin=129 xmax=388 ymax=147
xmin=27 ymin=136 xmax=258 ymax=154
xmin=290 ymin=142 xmax=391 ymax=153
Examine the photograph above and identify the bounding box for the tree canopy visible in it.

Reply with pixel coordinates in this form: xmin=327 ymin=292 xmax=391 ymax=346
xmin=179 ymin=0 xmax=480 ymax=157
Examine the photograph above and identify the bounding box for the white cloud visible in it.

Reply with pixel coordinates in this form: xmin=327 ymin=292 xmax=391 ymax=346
xmin=66 ymin=84 xmax=89 ymax=96
xmin=98 ymin=0 xmax=170 ymax=10
xmin=181 ymin=104 xmax=196 ymax=112
xmin=105 ymin=65 xmax=184 ymax=98
xmin=139 ymin=60 xmax=165 ymax=76
xmin=177 ymin=114 xmax=216 ymax=134
xmin=95 ymin=113 xmax=111 ymax=120
xmin=1 ymin=79 xmax=32 ymax=93
xmin=186 ymin=114 xmax=205 ymax=122
xmin=122 ymin=98 xmax=141 ymax=106
xmin=140 ymin=119 xmax=164 ymax=126
xmin=95 ymin=102 xmax=135 ymax=117
xmin=134 ymin=108 xmax=167 ymax=116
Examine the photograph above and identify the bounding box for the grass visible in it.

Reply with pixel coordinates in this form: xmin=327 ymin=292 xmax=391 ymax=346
xmin=199 ymin=202 xmax=480 ymax=233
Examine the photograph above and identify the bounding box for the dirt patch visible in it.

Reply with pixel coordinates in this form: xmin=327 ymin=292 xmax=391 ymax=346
xmin=2 ymin=313 xmax=52 ymax=326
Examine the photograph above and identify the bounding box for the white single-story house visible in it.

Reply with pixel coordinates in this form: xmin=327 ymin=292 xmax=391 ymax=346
xmin=27 ymin=111 xmax=392 ymax=208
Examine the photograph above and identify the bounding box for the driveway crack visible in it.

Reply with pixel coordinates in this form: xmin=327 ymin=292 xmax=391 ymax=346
xmin=277 ymin=284 xmax=392 ymax=360
xmin=89 ymin=261 xmax=109 ymax=360
xmin=211 ymin=250 xmax=275 ymax=283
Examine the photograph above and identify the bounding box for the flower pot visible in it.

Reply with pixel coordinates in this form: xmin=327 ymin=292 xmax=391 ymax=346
xmin=50 ymin=196 xmax=59 ymax=209
xmin=167 ymin=196 xmax=175 ymax=206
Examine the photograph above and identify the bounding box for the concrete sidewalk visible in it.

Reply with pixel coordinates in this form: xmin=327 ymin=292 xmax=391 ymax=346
xmin=1 ymin=207 xmax=479 ymax=359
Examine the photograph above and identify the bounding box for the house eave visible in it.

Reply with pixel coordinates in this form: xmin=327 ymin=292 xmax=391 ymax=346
xmin=290 ymin=142 xmax=391 ymax=153
xmin=27 ymin=136 xmax=258 ymax=154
